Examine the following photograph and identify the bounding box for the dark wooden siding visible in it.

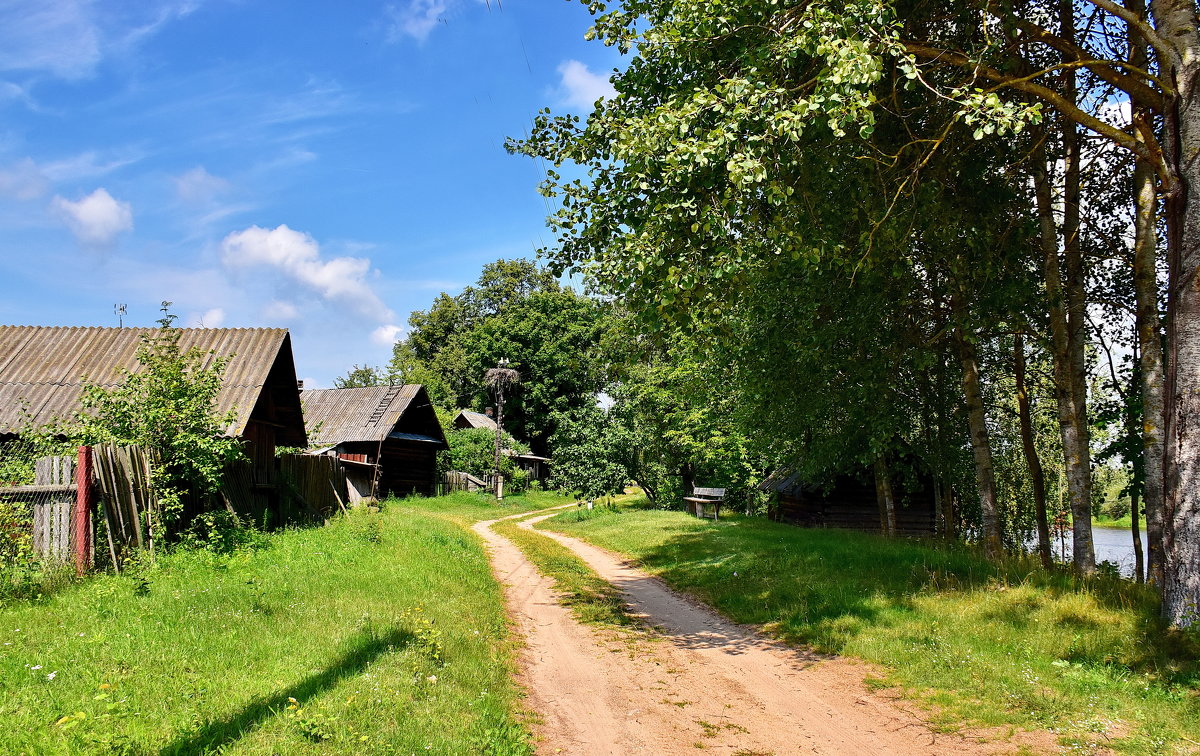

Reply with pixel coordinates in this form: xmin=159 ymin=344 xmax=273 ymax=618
xmin=379 ymin=440 xmax=438 ymax=498
xmin=771 ymin=474 xmax=937 ymax=536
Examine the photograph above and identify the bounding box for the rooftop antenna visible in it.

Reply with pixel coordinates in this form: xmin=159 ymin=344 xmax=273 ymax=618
xmin=114 ymin=304 xmax=127 ymax=327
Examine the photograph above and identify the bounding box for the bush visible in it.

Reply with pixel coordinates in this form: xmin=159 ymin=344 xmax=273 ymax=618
xmin=178 ymin=510 xmax=265 ymax=555
xmin=439 ymin=427 xmax=528 ymax=483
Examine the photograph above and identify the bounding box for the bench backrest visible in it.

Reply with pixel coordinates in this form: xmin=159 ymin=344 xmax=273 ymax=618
xmin=691 ymin=487 xmax=726 ymax=498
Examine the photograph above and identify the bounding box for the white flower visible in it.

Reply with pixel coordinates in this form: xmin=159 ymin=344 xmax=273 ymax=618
xmin=426 ymin=675 xmax=438 ymax=683
xmin=46 ymin=671 xmax=56 ymax=680
xmin=30 ymin=665 xmax=42 ymax=670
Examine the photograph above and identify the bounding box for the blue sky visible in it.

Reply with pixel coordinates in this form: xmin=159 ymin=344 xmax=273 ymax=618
xmin=0 ymin=0 xmax=621 ymax=386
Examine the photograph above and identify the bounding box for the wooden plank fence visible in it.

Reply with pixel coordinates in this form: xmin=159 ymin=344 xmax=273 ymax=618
xmin=3 ymin=445 xmax=356 ymax=572
xmin=92 ymin=444 xmax=155 ymax=567
xmin=278 ymin=455 xmax=349 ymax=519
xmin=440 ymin=470 xmax=490 ymax=494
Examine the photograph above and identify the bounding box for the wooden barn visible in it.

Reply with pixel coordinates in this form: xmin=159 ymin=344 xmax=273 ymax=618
xmin=0 ymin=325 xmax=307 ymax=477
xmin=760 ymin=465 xmax=938 ymax=536
xmin=453 ymin=409 xmax=497 ymax=431
xmin=301 ymin=385 xmax=447 ymax=500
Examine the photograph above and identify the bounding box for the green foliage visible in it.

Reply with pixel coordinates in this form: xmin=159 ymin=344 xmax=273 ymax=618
xmin=547 ymin=404 xmax=630 ymax=501
xmin=178 ymin=510 xmax=266 ymax=556
xmin=72 ymin=313 xmax=243 ymax=533
xmin=390 ymin=259 xmax=609 ymax=453
xmin=440 ymin=428 xmax=530 ymax=492
xmin=334 ymin=364 xmax=390 ymax=388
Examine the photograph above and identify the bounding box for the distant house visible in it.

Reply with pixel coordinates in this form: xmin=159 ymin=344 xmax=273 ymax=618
xmin=453 ymin=409 xmax=497 ymax=431
xmin=301 ymin=385 xmax=447 ymax=500
xmin=0 ymin=326 xmax=307 ymax=474
xmin=450 ymin=409 xmax=550 ymax=485
xmin=759 ymin=465 xmax=937 ymax=536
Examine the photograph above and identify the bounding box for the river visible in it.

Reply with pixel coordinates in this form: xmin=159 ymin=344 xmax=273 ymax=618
xmin=1041 ymin=525 xmax=1148 ymax=578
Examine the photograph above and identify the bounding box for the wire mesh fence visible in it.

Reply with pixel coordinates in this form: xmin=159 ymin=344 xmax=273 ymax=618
xmin=0 ymin=450 xmax=93 ymax=597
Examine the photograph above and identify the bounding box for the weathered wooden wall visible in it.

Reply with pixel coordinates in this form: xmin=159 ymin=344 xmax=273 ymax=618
xmin=278 ymin=454 xmax=349 ymax=519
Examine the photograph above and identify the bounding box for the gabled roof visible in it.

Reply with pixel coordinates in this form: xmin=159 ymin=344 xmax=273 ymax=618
xmin=0 ymin=325 xmax=304 ymax=442
xmin=454 ymin=409 xmax=497 ymax=430
xmin=301 ymin=385 xmax=446 ymax=447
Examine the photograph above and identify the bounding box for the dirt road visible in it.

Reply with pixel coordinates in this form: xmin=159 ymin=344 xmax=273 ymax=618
xmin=474 ymin=508 xmax=1059 ymax=755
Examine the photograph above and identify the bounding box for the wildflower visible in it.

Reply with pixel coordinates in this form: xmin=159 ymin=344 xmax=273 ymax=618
xmin=46 ymin=671 xmax=56 ymax=680
xmin=31 ymin=665 xmax=42 ymax=670
xmin=426 ymin=675 xmax=438 ymax=684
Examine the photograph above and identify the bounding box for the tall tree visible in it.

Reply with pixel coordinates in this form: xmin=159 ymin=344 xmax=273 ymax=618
xmin=517 ymin=0 xmax=1200 ymax=624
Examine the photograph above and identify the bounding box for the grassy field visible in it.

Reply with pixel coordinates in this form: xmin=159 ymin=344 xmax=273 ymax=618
xmin=541 ymin=501 xmax=1200 ymax=754
xmin=1094 ymin=514 xmax=1136 ymax=530
xmin=0 ymin=491 xmax=565 ymax=755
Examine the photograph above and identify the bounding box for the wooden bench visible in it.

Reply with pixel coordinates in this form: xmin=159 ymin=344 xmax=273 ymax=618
xmin=683 ymin=487 xmax=726 ymax=520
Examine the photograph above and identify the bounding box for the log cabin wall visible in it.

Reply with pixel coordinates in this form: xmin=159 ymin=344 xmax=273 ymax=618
xmin=771 ymin=472 xmax=937 ymax=536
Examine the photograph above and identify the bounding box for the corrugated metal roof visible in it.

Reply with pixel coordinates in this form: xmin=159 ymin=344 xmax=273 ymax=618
xmin=454 ymin=409 xmax=497 ymax=430
xmin=0 ymin=325 xmax=293 ymax=438
xmin=301 ymin=385 xmax=426 ymax=446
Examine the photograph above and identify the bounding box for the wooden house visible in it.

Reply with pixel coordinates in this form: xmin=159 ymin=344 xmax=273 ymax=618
xmin=450 ymin=409 xmax=550 ymax=485
xmin=0 ymin=326 xmax=306 ymax=472
xmin=453 ymin=409 xmax=497 ymax=431
xmin=760 ymin=465 xmax=937 ymax=536
xmin=301 ymin=385 xmax=447 ymax=500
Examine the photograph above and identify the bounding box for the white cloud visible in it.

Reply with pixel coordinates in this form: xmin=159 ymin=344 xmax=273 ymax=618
xmin=51 ymin=187 xmax=133 ymax=246
xmin=262 ymin=299 xmax=299 ymax=321
xmin=174 ymin=166 xmax=230 ymax=204
xmin=0 ymin=157 xmax=48 ymax=199
xmin=187 ymin=307 xmax=225 ymax=327
xmin=385 ymin=0 xmax=450 ymax=43
xmin=371 ymin=324 xmax=404 ymax=346
xmin=221 ymin=224 xmax=394 ymax=322
xmin=41 ymin=150 xmax=141 ymax=183
xmin=555 ymin=60 xmax=616 ymax=110
xmin=0 ymin=0 xmax=199 ymax=80
xmin=0 ymin=0 xmax=101 ymax=79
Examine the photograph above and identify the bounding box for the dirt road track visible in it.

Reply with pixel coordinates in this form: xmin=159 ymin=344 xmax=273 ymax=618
xmin=474 ymin=507 xmax=1060 ymax=755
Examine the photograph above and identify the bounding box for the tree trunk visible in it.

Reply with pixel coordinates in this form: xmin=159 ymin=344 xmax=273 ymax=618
xmin=951 ymin=292 xmax=1002 ymax=557
xmin=1132 ymin=486 xmax=1146 ymax=584
xmin=1059 ymin=1 xmax=1097 ymax=574
xmin=1015 ymin=333 xmax=1054 ymax=569
xmin=1031 ymin=134 xmax=1095 ymax=575
xmin=1130 ymin=0 xmax=1168 ymax=586
xmin=1150 ymin=0 xmax=1200 ymax=626
xmin=874 ymin=456 xmax=897 ymax=537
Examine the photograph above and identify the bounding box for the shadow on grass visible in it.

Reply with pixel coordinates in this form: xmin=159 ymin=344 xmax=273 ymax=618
xmin=597 ymin=513 xmax=1200 ymax=681
xmin=157 ymin=626 xmax=415 ymax=755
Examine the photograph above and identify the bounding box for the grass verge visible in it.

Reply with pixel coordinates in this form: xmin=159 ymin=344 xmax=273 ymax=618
xmin=491 ymin=513 xmax=635 ymax=629
xmin=0 ymin=496 xmax=543 ymax=755
xmin=542 ymin=501 xmax=1200 ymax=754
xmin=405 ymin=489 xmax=570 ymax=528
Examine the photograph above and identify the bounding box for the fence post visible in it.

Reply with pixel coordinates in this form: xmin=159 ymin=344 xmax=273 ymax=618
xmin=74 ymin=446 xmax=93 ymax=576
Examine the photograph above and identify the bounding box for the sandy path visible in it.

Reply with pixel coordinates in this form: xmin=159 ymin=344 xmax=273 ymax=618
xmin=474 ymin=507 xmax=1058 ymax=755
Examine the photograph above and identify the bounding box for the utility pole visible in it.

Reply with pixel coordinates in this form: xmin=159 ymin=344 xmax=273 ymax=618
xmin=485 ymin=359 xmax=519 ymax=501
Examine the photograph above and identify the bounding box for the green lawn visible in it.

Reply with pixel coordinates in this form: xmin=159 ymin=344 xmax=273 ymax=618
xmin=541 ymin=502 xmax=1200 ymax=754
xmin=0 ymin=491 xmax=566 ymax=755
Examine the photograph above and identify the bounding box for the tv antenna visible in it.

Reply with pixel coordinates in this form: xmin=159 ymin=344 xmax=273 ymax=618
xmin=114 ymin=304 xmax=127 ymax=327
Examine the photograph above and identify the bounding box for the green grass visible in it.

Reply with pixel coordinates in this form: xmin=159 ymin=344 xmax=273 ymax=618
xmin=541 ymin=501 xmax=1200 ymax=753
xmin=492 ymin=513 xmax=635 ymax=629
xmin=0 ymin=495 xmax=553 ymax=755
xmin=1094 ymin=514 xmax=1135 ymax=530
xmin=406 ymin=488 xmax=570 ymax=528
